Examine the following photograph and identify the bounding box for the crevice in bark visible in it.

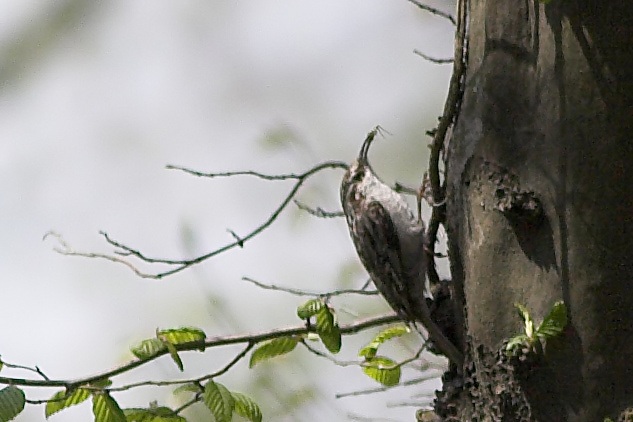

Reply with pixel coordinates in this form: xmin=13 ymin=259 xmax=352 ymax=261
xmin=435 ymin=339 xmax=571 ymax=422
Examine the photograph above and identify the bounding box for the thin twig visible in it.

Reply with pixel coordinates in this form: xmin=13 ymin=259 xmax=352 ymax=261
xmin=347 ymin=413 xmax=400 ymax=422
xmin=0 ymin=361 xmax=50 ymax=381
xmin=293 ymin=200 xmax=344 ymax=218
xmin=406 ymin=0 xmax=456 ymax=25
xmin=387 ymin=400 xmax=430 ymax=408
xmin=426 ymin=0 xmax=468 ymax=289
xmin=47 ymin=161 xmax=348 ymax=279
xmin=427 ymin=0 xmax=468 ymax=206
xmin=0 ymin=313 xmax=399 ymax=389
xmin=242 ymin=276 xmax=378 ymax=297
xmin=106 ymin=343 xmax=255 ymax=393
xmin=335 ymin=374 xmax=439 ymax=399
xmin=413 ymin=50 xmax=453 ymax=64
xmin=301 ymin=341 xmax=426 ymax=372
xmin=173 ymin=395 xmax=201 ymax=415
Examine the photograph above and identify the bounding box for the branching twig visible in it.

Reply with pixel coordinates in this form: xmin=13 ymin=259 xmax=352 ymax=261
xmin=293 ymin=200 xmax=344 ymax=218
xmin=242 ymin=276 xmax=378 ymax=297
xmin=335 ymin=374 xmax=439 ymax=399
xmin=301 ymin=341 xmax=426 ymax=372
xmin=427 ymin=0 xmax=468 ymax=207
xmin=0 ymin=361 xmax=50 ymax=381
xmin=426 ymin=0 xmax=468 ymax=280
xmin=0 ymin=313 xmax=399 ymax=390
xmin=106 ymin=343 xmax=255 ymax=393
xmin=46 ymin=161 xmax=348 ymax=279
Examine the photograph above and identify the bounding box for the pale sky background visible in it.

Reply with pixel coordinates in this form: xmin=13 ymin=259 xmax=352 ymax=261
xmin=0 ymin=1 xmax=455 ymax=420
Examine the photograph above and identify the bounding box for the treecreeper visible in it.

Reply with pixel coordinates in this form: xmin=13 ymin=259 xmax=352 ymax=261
xmin=340 ymin=127 xmax=463 ymax=366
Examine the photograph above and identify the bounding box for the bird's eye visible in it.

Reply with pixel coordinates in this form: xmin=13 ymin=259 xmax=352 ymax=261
xmin=351 ymin=169 xmax=364 ymax=183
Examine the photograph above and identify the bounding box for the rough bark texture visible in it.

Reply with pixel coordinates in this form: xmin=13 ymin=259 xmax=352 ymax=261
xmin=443 ymin=0 xmax=633 ymax=420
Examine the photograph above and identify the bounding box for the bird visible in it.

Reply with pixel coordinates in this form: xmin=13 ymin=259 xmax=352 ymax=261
xmin=340 ymin=127 xmax=463 ymax=366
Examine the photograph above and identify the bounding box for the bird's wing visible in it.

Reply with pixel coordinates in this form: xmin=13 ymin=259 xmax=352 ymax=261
xmin=354 ymin=200 xmax=415 ymax=319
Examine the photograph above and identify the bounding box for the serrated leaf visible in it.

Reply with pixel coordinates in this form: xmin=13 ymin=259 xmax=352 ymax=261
xmin=359 ymin=325 xmax=409 ymax=359
xmin=123 ymin=407 xmax=186 ymax=421
xmin=161 ymin=340 xmax=184 ymax=372
xmin=92 ymin=392 xmax=126 ymax=422
xmin=0 ymin=386 xmax=25 ymax=421
xmin=232 ymin=392 xmax=262 ymax=422
xmin=157 ymin=327 xmax=206 ymax=351
xmin=172 ymin=383 xmax=200 ymax=396
xmin=45 ymin=388 xmax=90 ymax=418
xmin=203 ymin=381 xmax=234 ymax=422
xmin=296 ymin=299 xmax=324 ymax=319
xmin=249 ymin=337 xmax=298 ymax=368
xmin=362 ymin=356 xmax=401 ymax=386
xmin=131 ymin=338 xmax=166 ymax=360
xmin=536 ymin=301 xmax=567 ymax=340
xmin=315 ymin=306 xmax=341 ymax=353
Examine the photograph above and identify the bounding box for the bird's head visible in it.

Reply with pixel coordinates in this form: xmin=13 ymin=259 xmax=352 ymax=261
xmin=340 ymin=127 xmax=381 ymax=203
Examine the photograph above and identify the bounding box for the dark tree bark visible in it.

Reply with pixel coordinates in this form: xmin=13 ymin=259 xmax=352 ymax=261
xmin=439 ymin=0 xmax=633 ymax=420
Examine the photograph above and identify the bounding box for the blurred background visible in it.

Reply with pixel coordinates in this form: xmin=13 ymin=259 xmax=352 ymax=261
xmin=0 ymin=0 xmax=455 ymax=420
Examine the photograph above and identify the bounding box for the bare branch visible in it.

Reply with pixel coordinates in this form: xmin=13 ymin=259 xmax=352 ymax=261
xmin=47 ymin=160 xmax=348 ymax=279
xmin=406 ymin=0 xmax=456 ymax=25
xmin=106 ymin=342 xmax=255 ymax=393
xmin=386 ymin=400 xmax=430 ymax=408
xmin=413 ymin=50 xmax=454 ymax=64
xmin=242 ymin=276 xmax=378 ymax=297
xmin=426 ymin=0 xmax=468 ymax=287
xmin=293 ymin=199 xmax=345 ymax=218
xmin=0 ymin=360 xmax=50 ymax=381
xmin=301 ymin=340 xmax=427 ymax=372
xmin=335 ymin=374 xmax=439 ymax=399
xmin=173 ymin=395 xmax=201 ymax=415
xmin=347 ymin=413 xmax=400 ymax=422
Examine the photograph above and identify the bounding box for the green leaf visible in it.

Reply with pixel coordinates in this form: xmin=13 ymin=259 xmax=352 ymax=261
xmin=315 ymin=306 xmax=341 ymax=353
xmin=172 ymin=383 xmax=200 ymax=396
xmin=232 ymin=392 xmax=262 ymax=422
xmin=123 ymin=407 xmax=186 ymax=421
xmin=0 ymin=386 xmax=25 ymax=421
xmin=536 ymin=301 xmax=567 ymax=341
xmin=505 ymin=334 xmax=529 ymax=354
xmin=92 ymin=392 xmax=126 ymax=422
xmin=161 ymin=340 xmax=184 ymax=372
xmin=157 ymin=327 xmax=206 ymax=351
xmin=515 ymin=303 xmax=535 ymax=339
xmin=362 ymin=356 xmax=401 ymax=386
xmin=132 ymin=327 xmax=206 ymax=362
xmin=359 ymin=325 xmax=409 ymax=359
xmin=296 ymin=299 xmax=324 ymax=319
xmin=0 ymin=360 xmax=3 ymax=372
xmin=203 ymin=381 xmax=234 ymax=422
xmin=45 ymin=388 xmax=90 ymax=418
xmin=131 ymin=338 xmax=166 ymax=360
xmin=249 ymin=337 xmax=298 ymax=368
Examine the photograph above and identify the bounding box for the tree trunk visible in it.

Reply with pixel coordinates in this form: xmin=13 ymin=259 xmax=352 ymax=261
xmin=441 ymin=0 xmax=633 ymax=420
